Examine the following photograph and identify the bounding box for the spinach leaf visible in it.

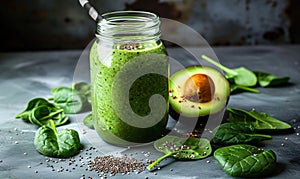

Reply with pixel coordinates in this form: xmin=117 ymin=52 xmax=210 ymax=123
xmin=147 ymin=135 xmax=211 ymax=170
xmin=34 ymin=120 xmax=81 ymax=158
xmin=83 ymin=112 xmax=94 ymax=129
xmin=15 ymin=98 xmax=68 ymax=126
xmin=15 ymin=98 xmax=52 ymax=121
xmin=51 ymin=87 xmax=85 ymax=114
xmin=72 ymin=82 xmax=91 ymax=105
xmin=254 ymin=71 xmax=290 ymax=87
xmin=201 ymin=55 xmax=291 ymax=94
xmin=230 ymin=84 xmax=260 ymax=94
xmin=212 ymin=123 xmax=271 ymax=145
xmin=201 ymin=55 xmax=257 ymax=87
xmin=214 ymin=144 xmax=277 ymax=177
xmin=227 ymin=108 xmax=291 ymax=130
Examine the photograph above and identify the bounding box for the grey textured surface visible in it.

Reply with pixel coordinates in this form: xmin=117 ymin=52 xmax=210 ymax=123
xmin=0 ymin=46 xmax=300 ymax=178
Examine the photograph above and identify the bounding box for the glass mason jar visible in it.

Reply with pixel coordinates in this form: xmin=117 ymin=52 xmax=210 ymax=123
xmin=90 ymin=11 xmax=169 ymax=146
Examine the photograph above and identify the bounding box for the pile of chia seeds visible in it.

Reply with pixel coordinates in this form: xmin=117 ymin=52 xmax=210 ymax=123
xmin=87 ymin=155 xmax=145 ymax=176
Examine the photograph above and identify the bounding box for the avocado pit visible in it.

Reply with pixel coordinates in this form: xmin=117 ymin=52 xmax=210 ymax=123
xmin=183 ymin=74 xmax=215 ymax=103
xmin=169 ymin=66 xmax=230 ymax=117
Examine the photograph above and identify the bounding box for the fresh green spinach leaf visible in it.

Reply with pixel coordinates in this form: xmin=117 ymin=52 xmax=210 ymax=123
xmin=214 ymin=144 xmax=277 ymax=177
xmin=147 ymin=135 xmax=211 ymax=170
xmin=230 ymin=83 xmax=260 ymax=94
xmin=201 ymin=55 xmax=257 ymax=87
xmin=212 ymin=123 xmax=271 ymax=145
xmin=227 ymin=108 xmax=291 ymax=130
xmin=15 ymin=98 xmax=68 ymax=126
xmin=254 ymin=71 xmax=290 ymax=87
xmin=15 ymin=98 xmax=52 ymax=121
xmin=51 ymin=87 xmax=85 ymax=114
xmin=72 ymin=82 xmax=91 ymax=105
xmin=83 ymin=112 xmax=94 ymax=129
xmin=34 ymin=120 xmax=81 ymax=158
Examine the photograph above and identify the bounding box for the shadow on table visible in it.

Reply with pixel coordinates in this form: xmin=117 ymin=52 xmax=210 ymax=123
xmin=270 ymin=162 xmax=286 ymax=177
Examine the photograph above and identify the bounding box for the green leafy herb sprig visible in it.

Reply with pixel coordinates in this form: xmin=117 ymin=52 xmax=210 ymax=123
xmin=147 ymin=135 xmax=212 ymax=170
xmin=34 ymin=120 xmax=81 ymax=158
xmin=201 ymin=55 xmax=290 ymax=94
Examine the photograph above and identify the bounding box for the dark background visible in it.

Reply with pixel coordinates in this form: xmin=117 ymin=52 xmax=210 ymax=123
xmin=0 ymin=0 xmax=299 ymax=51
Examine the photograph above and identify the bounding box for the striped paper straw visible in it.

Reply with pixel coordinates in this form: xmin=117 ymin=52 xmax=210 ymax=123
xmin=79 ymin=0 xmax=101 ymax=21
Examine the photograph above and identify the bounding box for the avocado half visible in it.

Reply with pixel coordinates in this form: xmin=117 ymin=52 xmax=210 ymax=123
xmin=169 ymin=66 xmax=230 ymax=118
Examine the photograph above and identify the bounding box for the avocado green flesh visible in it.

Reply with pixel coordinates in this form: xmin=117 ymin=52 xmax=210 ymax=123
xmin=169 ymin=66 xmax=230 ymax=117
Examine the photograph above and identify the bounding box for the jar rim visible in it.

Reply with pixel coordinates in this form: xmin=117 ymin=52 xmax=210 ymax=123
xmin=100 ymin=10 xmax=159 ymax=23
xmin=96 ymin=11 xmax=160 ymax=42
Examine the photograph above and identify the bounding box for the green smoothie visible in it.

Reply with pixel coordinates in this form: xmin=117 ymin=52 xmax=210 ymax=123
xmin=90 ymin=40 xmax=169 ymax=146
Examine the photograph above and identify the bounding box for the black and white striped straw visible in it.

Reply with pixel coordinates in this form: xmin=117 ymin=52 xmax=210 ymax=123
xmin=79 ymin=0 xmax=101 ymax=21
